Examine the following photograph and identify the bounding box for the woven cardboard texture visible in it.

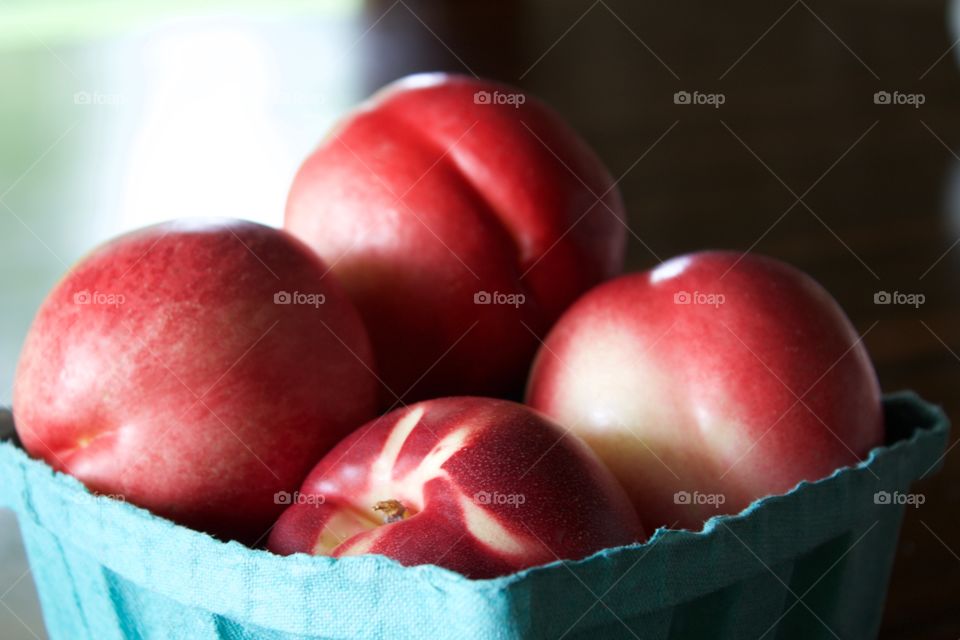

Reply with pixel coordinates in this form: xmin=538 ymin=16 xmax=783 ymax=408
xmin=0 ymin=392 xmax=949 ymax=640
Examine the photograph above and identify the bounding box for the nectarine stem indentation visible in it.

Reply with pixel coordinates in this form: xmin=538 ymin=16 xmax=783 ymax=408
xmin=373 ymin=499 xmax=407 ymax=523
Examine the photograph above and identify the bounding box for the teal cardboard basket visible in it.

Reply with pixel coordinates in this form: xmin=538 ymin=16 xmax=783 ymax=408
xmin=0 ymin=392 xmax=949 ymax=640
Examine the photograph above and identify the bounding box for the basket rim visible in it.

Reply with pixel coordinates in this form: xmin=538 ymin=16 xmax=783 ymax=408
xmin=0 ymin=390 xmax=950 ymax=634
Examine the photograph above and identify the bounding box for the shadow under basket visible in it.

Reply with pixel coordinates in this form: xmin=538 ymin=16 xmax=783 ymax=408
xmin=0 ymin=392 xmax=950 ymax=640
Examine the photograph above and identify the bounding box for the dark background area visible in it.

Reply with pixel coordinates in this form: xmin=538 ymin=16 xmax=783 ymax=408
xmin=362 ymin=1 xmax=960 ymax=637
xmin=0 ymin=0 xmax=958 ymax=637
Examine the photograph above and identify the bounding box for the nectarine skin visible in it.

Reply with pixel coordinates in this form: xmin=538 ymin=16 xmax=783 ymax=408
xmin=268 ymin=397 xmax=644 ymax=579
xmin=13 ymin=219 xmax=378 ymax=542
xmin=285 ymin=73 xmax=626 ymax=405
xmin=526 ymin=251 xmax=884 ymax=531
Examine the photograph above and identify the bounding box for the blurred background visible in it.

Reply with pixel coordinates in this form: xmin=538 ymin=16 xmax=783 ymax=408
xmin=1 ymin=0 xmax=959 ymax=637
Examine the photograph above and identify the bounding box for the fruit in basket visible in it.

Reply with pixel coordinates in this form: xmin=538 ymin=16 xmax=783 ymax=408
xmin=526 ymin=251 xmax=884 ymax=531
xmin=13 ymin=219 xmax=378 ymax=543
xmin=285 ymin=73 xmax=627 ymax=405
xmin=267 ymin=397 xmax=644 ymax=578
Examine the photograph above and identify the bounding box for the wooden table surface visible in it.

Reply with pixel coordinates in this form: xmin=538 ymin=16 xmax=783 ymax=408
xmin=363 ymin=1 xmax=960 ymax=637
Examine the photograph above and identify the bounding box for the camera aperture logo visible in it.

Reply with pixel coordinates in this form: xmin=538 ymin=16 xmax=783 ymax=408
xmin=73 ymin=290 xmax=125 ymax=307
xmin=474 ymin=290 xmax=526 ymax=308
xmin=274 ymin=491 xmax=325 ymax=506
xmin=874 ymin=490 xmax=924 ymax=508
xmin=873 ymin=90 xmax=924 ymax=108
xmin=674 ymin=90 xmax=725 ymax=109
xmin=673 ymin=290 xmax=725 ymax=308
xmin=473 ymin=90 xmax=526 ymax=108
xmin=674 ymin=490 xmax=726 ymax=508
xmin=274 ymin=290 xmax=326 ymax=308
xmin=873 ymin=290 xmax=924 ymax=308
xmin=474 ymin=490 xmax=526 ymax=508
